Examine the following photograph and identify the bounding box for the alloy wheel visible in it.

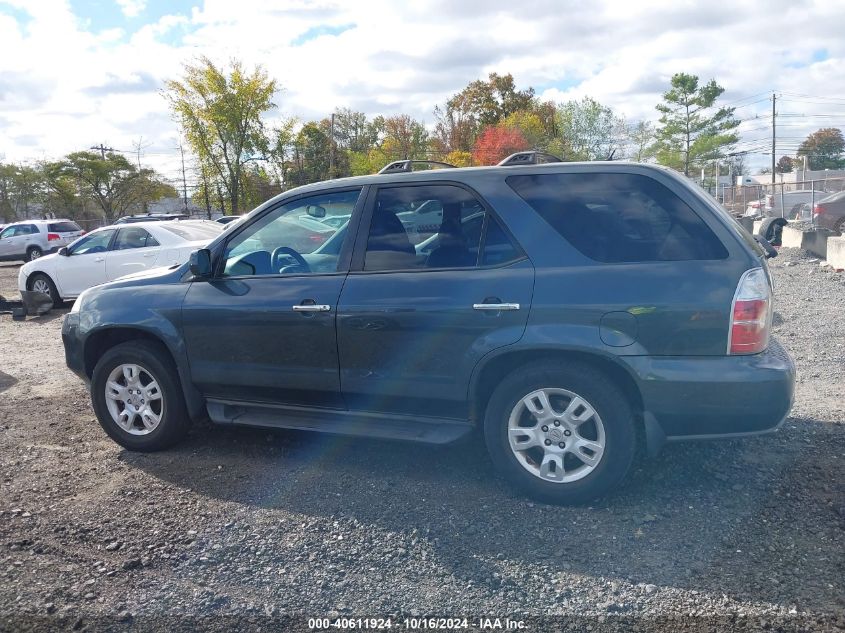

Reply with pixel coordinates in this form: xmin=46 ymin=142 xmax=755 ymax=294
xmin=104 ymin=364 xmax=165 ymax=435
xmin=507 ymin=388 xmax=606 ymax=483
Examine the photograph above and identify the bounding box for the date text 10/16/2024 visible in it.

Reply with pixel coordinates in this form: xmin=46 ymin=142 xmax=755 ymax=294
xmin=308 ymin=617 xmax=527 ymax=630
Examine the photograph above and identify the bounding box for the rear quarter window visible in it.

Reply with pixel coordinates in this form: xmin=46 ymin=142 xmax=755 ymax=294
xmin=507 ymin=172 xmax=728 ymax=263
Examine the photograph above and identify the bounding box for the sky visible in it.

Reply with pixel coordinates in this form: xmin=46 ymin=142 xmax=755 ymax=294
xmin=1 ymin=0 xmax=844 ymax=186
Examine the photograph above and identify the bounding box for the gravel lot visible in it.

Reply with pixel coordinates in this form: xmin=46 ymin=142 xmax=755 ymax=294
xmin=0 ymin=255 xmax=843 ymax=632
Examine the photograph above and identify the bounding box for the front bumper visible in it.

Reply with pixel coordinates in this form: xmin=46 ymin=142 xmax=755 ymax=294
xmin=61 ymin=312 xmax=89 ymax=384
xmin=623 ymin=337 xmax=795 ymax=440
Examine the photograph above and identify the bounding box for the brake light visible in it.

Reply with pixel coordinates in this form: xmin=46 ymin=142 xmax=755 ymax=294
xmin=47 ymin=233 xmax=60 ymax=241
xmin=728 ymin=268 xmax=771 ymax=355
xmin=813 ymin=203 xmax=825 ymax=216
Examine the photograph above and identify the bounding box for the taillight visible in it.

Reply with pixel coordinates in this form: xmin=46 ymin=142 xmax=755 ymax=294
xmin=47 ymin=233 xmax=60 ymax=241
xmin=728 ymin=268 xmax=771 ymax=355
xmin=813 ymin=203 xmax=825 ymax=216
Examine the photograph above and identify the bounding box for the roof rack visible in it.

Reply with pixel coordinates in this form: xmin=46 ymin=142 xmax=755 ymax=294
xmin=377 ymin=160 xmax=457 ymax=174
xmin=497 ymin=151 xmax=563 ymax=167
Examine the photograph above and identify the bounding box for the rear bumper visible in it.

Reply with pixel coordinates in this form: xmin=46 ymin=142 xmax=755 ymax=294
xmin=623 ymin=337 xmax=795 ymax=441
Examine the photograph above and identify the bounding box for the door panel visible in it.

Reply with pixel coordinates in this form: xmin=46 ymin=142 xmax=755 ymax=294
xmin=337 ymin=259 xmax=534 ymax=419
xmin=181 ymin=187 xmax=364 ymax=408
xmin=182 ymin=275 xmax=347 ymax=407
xmin=57 ymin=253 xmax=108 ymax=296
xmin=56 ymin=229 xmax=115 ymax=296
xmin=105 ymin=247 xmax=161 ymax=280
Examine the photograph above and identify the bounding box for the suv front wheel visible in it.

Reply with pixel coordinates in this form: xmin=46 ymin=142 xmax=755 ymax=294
xmin=484 ymin=362 xmax=636 ymax=504
xmin=91 ymin=341 xmax=192 ymax=451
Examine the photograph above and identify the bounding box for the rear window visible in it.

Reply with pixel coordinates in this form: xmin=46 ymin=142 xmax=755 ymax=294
xmin=161 ymin=222 xmax=224 ymax=241
xmin=48 ymin=221 xmax=82 ymax=232
xmin=507 ymin=172 xmax=728 ymax=263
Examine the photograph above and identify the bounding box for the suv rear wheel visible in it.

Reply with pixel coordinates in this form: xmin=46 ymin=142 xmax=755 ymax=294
xmin=91 ymin=341 xmax=191 ymax=451
xmin=483 ymin=361 xmax=636 ymax=504
xmin=27 ymin=246 xmax=43 ymax=261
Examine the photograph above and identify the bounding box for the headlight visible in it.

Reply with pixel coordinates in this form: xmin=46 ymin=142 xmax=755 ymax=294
xmin=70 ymin=289 xmax=88 ymax=313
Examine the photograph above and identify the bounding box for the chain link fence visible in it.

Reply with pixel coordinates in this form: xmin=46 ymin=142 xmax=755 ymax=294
xmin=719 ymin=177 xmax=845 ymax=225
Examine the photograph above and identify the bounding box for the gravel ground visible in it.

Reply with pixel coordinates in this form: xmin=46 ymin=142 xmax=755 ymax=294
xmin=0 ymin=256 xmax=843 ymax=632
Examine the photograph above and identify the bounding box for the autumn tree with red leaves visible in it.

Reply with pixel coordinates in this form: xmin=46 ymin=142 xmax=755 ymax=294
xmin=472 ymin=125 xmax=531 ymax=165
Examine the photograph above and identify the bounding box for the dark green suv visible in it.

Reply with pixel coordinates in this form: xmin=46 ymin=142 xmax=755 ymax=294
xmin=62 ymin=161 xmax=794 ymax=503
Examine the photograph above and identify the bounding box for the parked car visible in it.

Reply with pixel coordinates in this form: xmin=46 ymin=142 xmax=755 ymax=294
xmin=0 ymin=219 xmax=84 ymax=262
xmin=62 ymin=162 xmax=794 ymax=503
xmin=744 ymin=190 xmax=829 ymax=219
xmin=114 ymin=213 xmax=190 ymax=224
xmin=811 ymin=191 xmax=845 ymax=234
xmin=19 ymin=220 xmax=223 ymax=305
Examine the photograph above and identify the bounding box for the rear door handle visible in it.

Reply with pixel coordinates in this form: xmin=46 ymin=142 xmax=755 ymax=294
xmin=473 ymin=303 xmax=520 ymax=311
xmin=292 ymin=304 xmax=331 ymax=312
xmin=94 ymin=257 xmax=105 ymax=262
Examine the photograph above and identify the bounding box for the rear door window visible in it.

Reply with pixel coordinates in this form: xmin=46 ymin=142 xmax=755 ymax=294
xmin=363 ymin=184 xmax=523 ymax=272
xmin=114 ymin=227 xmax=160 ymax=250
xmin=507 ymin=173 xmax=728 ymax=262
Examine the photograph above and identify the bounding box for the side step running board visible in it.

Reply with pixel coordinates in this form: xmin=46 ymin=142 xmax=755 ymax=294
xmin=206 ymin=400 xmax=473 ymax=445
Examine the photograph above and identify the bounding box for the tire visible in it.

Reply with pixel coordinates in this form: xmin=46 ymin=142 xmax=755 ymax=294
xmin=90 ymin=341 xmax=192 ymax=451
xmin=27 ymin=246 xmax=43 ymax=261
xmin=483 ymin=361 xmax=636 ymax=504
xmin=27 ymin=273 xmax=63 ymax=308
xmin=833 ymin=218 xmax=845 ymax=236
xmin=758 ymin=217 xmax=787 ymax=246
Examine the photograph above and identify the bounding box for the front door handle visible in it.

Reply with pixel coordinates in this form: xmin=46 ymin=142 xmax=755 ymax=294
xmin=94 ymin=257 xmax=105 ymax=262
xmin=473 ymin=303 xmax=520 ymax=311
xmin=292 ymin=304 xmax=331 ymax=312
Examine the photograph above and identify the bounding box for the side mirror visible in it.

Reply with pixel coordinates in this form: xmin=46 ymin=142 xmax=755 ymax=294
xmin=306 ymin=204 xmax=326 ymax=219
xmin=189 ymin=248 xmax=212 ymax=278
xmin=58 ymin=247 xmax=68 ymax=256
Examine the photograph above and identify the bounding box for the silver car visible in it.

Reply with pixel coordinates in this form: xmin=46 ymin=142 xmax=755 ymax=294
xmin=0 ymin=219 xmax=84 ymax=262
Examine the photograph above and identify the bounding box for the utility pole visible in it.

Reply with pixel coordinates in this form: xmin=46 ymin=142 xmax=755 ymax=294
xmin=89 ymin=143 xmax=116 ymax=159
xmin=771 ymin=92 xmax=776 ymax=185
xmin=329 ymin=112 xmax=336 ymax=179
xmin=178 ymin=143 xmax=188 ymax=214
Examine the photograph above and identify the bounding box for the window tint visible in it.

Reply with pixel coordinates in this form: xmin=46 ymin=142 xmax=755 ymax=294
xmin=48 ymin=221 xmax=81 ymax=232
xmin=114 ymin=227 xmax=159 ymax=250
xmin=68 ymin=229 xmax=116 ymax=255
xmin=223 ymin=189 xmax=361 ymax=277
xmin=363 ymin=185 xmax=522 ymax=272
xmin=507 ymin=173 xmax=728 ymax=262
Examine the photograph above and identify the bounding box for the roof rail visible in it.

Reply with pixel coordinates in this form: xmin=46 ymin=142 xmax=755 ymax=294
xmin=497 ymin=151 xmax=563 ymax=167
xmin=377 ymin=160 xmax=456 ymax=174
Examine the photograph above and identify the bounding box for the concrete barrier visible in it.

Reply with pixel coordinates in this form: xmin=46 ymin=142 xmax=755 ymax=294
xmin=828 ymin=236 xmax=845 ymax=270
xmin=780 ymin=226 xmax=833 ymax=259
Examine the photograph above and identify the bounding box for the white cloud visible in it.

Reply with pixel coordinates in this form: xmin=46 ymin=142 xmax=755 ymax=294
xmin=0 ymin=0 xmax=843 ymax=178
xmin=116 ymin=0 xmax=146 ymax=18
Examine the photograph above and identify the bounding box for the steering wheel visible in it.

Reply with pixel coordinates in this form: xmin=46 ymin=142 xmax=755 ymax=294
xmin=271 ymin=246 xmax=310 ymax=273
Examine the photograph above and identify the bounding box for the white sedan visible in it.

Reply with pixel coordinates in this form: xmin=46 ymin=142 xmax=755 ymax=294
xmin=18 ymin=220 xmax=224 ymax=305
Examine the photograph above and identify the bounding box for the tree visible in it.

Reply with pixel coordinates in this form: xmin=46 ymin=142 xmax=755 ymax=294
xmin=654 ymin=73 xmax=739 ymax=176
xmin=555 ymin=97 xmax=626 ymax=161
xmin=626 ymin=121 xmax=657 ymax=163
xmin=472 ymin=125 xmax=530 ymax=165
xmin=286 ymin=122 xmax=332 ymax=187
xmin=434 ymin=73 xmax=534 ymax=153
xmin=61 ymin=151 xmax=174 ymax=222
xmin=165 ymin=57 xmax=276 ymax=214
xmin=0 ymin=164 xmax=39 ymax=221
xmin=776 ymin=156 xmax=794 ymax=173
xmin=797 ymin=128 xmax=845 ymax=170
